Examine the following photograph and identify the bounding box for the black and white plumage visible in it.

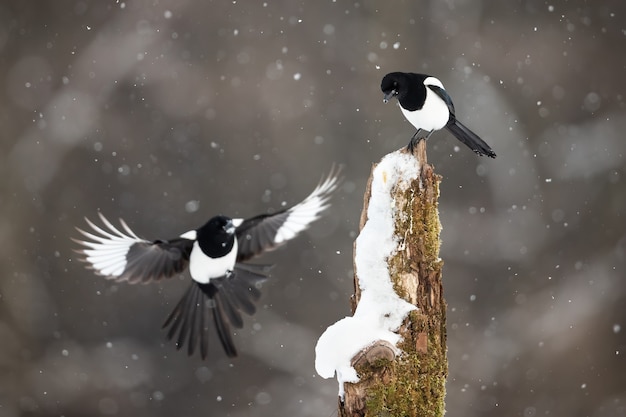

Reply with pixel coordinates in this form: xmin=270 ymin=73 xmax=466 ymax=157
xmin=381 ymin=72 xmax=496 ymax=158
xmin=73 ymin=168 xmax=341 ymax=359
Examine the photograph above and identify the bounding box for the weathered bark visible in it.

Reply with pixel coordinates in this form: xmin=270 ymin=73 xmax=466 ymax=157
xmin=343 ymin=140 xmax=447 ymax=417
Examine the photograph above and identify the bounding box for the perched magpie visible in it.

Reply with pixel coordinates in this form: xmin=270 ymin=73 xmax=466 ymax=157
xmin=73 ymin=168 xmax=341 ymax=359
xmin=381 ymin=72 xmax=496 ymax=158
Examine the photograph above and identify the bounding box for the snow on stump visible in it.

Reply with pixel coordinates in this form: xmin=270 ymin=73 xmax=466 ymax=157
xmin=315 ymin=140 xmax=447 ymax=416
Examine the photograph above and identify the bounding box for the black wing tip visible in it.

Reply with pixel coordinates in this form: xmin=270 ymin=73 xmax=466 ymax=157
xmin=325 ymin=162 xmax=344 ymax=182
xmin=310 ymin=164 xmax=344 ymax=214
xmin=314 ymin=163 xmax=344 ymax=197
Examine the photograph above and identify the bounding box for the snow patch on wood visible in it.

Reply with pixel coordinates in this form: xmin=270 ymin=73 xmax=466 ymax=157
xmin=315 ymin=151 xmax=420 ymax=398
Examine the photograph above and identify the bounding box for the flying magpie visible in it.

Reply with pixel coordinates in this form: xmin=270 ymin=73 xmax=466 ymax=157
xmin=381 ymin=72 xmax=496 ymax=158
xmin=73 ymin=167 xmax=341 ymax=359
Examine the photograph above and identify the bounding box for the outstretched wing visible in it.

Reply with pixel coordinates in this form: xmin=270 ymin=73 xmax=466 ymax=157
xmin=235 ymin=166 xmax=341 ymax=262
xmin=73 ymin=212 xmax=194 ymax=284
xmin=427 ymin=83 xmax=456 ymax=122
xmin=162 ymin=263 xmax=270 ymax=359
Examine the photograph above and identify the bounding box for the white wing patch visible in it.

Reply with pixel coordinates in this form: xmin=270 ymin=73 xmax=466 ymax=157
xmin=423 ymin=76 xmax=444 ymax=89
xmin=274 ymin=170 xmax=340 ymax=244
xmin=179 ymin=230 xmax=197 ymax=240
xmin=74 ymin=212 xmax=147 ymax=277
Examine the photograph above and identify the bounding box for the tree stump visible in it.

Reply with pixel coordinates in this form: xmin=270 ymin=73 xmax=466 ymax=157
xmin=342 ymin=139 xmax=447 ymax=417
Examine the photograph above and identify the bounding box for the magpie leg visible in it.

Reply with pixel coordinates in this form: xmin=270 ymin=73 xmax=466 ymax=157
xmin=406 ymin=129 xmax=422 ymax=153
xmin=408 ymin=129 xmax=431 ymax=153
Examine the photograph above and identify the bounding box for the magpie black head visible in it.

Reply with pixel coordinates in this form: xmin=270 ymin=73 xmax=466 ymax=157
xmin=381 ymin=72 xmax=430 ymax=111
xmin=196 ymin=215 xmax=236 ymax=258
xmin=381 ymin=72 xmax=403 ymax=103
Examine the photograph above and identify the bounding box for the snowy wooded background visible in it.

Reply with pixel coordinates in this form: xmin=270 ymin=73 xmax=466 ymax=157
xmin=2 ymin=1 xmax=625 ymax=416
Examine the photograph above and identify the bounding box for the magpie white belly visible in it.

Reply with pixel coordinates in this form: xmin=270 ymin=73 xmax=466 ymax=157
xmin=188 ymin=240 xmax=238 ymax=283
xmin=401 ymin=90 xmax=449 ymax=132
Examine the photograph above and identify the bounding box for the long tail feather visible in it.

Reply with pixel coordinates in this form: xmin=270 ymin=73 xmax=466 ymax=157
xmin=211 ymin=295 xmax=238 ymax=357
xmin=162 ymin=264 xmax=270 ymax=359
xmin=446 ymin=120 xmax=496 ymax=158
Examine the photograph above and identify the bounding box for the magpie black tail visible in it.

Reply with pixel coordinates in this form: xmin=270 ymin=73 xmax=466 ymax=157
xmin=162 ymin=264 xmax=270 ymax=359
xmin=163 ymin=282 xmax=218 ymax=359
xmin=446 ymin=120 xmax=496 ymax=158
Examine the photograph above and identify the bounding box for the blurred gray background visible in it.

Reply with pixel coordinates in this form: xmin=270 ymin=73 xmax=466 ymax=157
xmin=1 ymin=0 xmax=625 ymax=416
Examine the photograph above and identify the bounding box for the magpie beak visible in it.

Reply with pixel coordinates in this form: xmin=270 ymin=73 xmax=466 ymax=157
xmin=224 ymin=219 xmax=235 ymax=235
xmin=383 ymin=90 xmax=396 ymax=103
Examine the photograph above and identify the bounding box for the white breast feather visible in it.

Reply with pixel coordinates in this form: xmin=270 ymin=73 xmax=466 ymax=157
xmin=401 ymin=76 xmax=449 ymax=132
xmin=188 ymin=240 xmax=238 ymax=284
